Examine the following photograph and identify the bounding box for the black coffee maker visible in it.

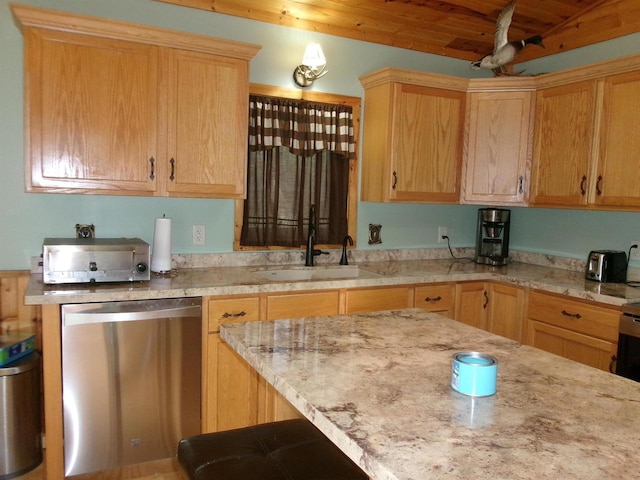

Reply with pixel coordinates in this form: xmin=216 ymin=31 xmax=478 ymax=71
xmin=475 ymin=208 xmax=511 ymax=266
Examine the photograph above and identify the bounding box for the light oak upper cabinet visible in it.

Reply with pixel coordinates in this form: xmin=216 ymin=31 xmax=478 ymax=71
xmin=595 ymin=71 xmax=640 ymax=208
xmin=529 ymin=80 xmax=598 ymax=207
xmin=14 ymin=5 xmax=259 ymax=198
xmin=24 ymin=29 xmax=161 ymax=195
xmin=163 ymin=49 xmax=251 ymax=197
xmin=530 ymin=56 xmax=640 ymax=210
xmin=462 ymin=79 xmax=535 ymax=206
xmin=359 ymin=69 xmax=467 ymax=203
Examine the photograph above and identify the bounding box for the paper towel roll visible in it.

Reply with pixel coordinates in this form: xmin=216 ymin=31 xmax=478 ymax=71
xmin=151 ymin=217 xmax=172 ymax=273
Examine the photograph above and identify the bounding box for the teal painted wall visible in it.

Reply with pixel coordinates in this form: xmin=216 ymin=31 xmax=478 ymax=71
xmin=1 ymin=0 xmax=639 ymax=269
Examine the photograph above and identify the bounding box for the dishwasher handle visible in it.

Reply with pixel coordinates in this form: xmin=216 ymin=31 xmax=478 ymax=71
xmin=63 ymin=298 xmax=201 ymax=327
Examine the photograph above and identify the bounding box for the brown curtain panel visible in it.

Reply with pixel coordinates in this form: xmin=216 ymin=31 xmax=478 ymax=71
xmin=241 ymin=95 xmax=355 ymax=248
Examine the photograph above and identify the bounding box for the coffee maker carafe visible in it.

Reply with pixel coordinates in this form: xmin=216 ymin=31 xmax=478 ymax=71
xmin=475 ymin=208 xmax=510 ymax=266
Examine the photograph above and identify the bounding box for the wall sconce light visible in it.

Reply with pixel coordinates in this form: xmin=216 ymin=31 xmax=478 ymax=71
xmin=293 ymin=43 xmax=328 ymax=87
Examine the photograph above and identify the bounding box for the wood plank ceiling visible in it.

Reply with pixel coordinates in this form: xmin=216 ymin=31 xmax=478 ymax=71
xmin=156 ymin=0 xmax=640 ymax=63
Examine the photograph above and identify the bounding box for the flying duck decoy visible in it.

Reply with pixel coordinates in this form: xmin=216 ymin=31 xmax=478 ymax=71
xmin=471 ymin=0 xmax=544 ymax=75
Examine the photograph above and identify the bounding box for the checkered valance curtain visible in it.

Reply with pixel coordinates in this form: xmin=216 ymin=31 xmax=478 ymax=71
xmin=248 ymin=95 xmax=356 ymax=159
xmin=241 ymin=95 xmax=352 ymax=248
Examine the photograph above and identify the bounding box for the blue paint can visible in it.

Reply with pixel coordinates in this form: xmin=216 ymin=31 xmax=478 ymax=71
xmin=451 ymin=352 xmax=497 ymax=397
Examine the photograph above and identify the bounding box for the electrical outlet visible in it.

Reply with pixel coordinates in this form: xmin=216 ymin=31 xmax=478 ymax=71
xmin=438 ymin=226 xmax=448 ymax=243
xmin=630 ymin=242 xmax=640 ymax=261
xmin=192 ymin=225 xmax=206 ymax=245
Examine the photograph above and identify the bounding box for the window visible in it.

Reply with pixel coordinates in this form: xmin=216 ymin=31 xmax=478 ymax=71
xmin=234 ymin=85 xmax=360 ymax=251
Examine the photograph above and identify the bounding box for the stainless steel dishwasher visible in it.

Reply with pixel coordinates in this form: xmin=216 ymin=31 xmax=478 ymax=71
xmin=61 ymin=297 xmax=202 ymax=476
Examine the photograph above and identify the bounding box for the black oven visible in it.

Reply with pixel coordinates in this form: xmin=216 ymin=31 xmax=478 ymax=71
xmin=617 ymin=303 xmax=640 ymax=382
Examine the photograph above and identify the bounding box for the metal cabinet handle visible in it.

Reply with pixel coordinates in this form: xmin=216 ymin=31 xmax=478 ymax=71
xmin=392 ymin=171 xmax=398 ymax=190
xmin=149 ymin=157 xmax=155 ymax=180
xmin=424 ymin=296 xmax=442 ymax=303
xmin=222 ymin=311 xmax=247 ymax=319
xmin=561 ymin=310 xmax=582 ymax=319
xmin=483 ymin=290 xmax=489 ymax=309
xmin=580 ymin=175 xmax=587 ymax=195
xmin=518 ymin=175 xmax=524 ymax=194
xmin=609 ymin=355 xmax=617 ymax=374
xmin=596 ymin=175 xmax=603 ymax=196
xmin=170 ymin=158 xmax=175 ymax=181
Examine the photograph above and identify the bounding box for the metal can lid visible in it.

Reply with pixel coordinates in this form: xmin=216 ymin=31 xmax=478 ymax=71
xmin=453 ymin=351 xmax=497 ymax=366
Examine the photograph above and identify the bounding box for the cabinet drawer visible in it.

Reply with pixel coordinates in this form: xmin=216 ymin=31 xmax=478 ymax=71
xmin=345 ymin=286 xmax=412 ymax=314
xmin=266 ymin=291 xmax=340 ymax=320
xmin=208 ymin=296 xmax=260 ymax=332
xmin=414 ymin=284 xmax=454 ymax=313
xmin=526 ymin=320 xmax=618 ymax=372
xmin=527 ymin=291 xmax=619 ymax=342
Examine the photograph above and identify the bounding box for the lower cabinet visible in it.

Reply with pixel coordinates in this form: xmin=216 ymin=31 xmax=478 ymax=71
xmin=205 ymin=291 xmax=338 ymax=432
xmin=487 ymin=283 xmax=526 ymax=342
xmin=257 ymin=379 xmax=303 ymax=424
xmin=207 ymin=335 xmax=260 ymax=432
xmin=525 ymin=291 xmax=619 ymax=372
xmin=205 ymin=282 xmax=620 ymax=432
xmin=454 ymin=282 xmax=525 ymax=342
xmin=414 ymin=283 xmax=455 ymax=318
xmin=205 ymin=295 xmax=261 ymax=432
xmin=454 ymin=281 xmax=488 ymax=329
xmin=266 ymin=290 xmax=341 ymax=320
xmin=345 ymin=285 xmax=413 ymax=314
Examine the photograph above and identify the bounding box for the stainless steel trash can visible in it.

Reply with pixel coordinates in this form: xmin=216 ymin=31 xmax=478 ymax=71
xmin=0 ymin=351 xmax=42 ymax=479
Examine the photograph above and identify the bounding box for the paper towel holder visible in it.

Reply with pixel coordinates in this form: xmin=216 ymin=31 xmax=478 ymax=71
xmin=151 ymin=214 xmax=172 ymax=274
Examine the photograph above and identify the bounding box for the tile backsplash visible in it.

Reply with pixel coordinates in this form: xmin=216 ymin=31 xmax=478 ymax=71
xmin=172 ymin=248 xmax=585 ymax=271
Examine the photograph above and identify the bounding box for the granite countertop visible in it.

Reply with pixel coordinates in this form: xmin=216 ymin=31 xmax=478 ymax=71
xmin=220 ymin=308 xmax=640 ymax=480
xmin=25 ymin=256 xmax=640 ymax=306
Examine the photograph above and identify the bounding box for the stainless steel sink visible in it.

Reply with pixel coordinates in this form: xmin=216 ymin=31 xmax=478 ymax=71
xmin=255 ymin=266 xmax=375 ymax=282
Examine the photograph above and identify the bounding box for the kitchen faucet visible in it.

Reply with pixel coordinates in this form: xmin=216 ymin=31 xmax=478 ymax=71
xmin=340 ymin=235 xmax=353 ymax=265
xmin=304 ymin=204 xmax=327 ymax=266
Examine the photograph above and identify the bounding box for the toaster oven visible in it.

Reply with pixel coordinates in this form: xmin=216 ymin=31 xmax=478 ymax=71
xmin=42 ymin=238 xmax=150 ymax=284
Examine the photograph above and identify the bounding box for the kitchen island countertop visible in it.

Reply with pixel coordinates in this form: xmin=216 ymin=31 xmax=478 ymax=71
xmin=221 ymin=308 xmax=640 ymax=480
xmin=24 ymin=258 xmax=640 ymax=306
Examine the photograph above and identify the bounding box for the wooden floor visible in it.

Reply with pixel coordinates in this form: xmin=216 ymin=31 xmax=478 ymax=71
xmin=16 ymin=457 xmax=187 ymax=480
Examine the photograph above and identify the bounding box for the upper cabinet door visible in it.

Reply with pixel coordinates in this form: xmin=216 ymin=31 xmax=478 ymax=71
xmin=163 ymin=49 xmax=249 ymax=198
xmin=595 ymin=71 xmax=640 ymax=208
xmin=25 ymin=29 xmax=159 ymax=195
xmin=462 ymin=90 xmax=533 ymax=205
xmin=15 ymin=4 xmax=260 ymax=198
xmin=529 ymin=81 xmax=598 ymax=207
xmin=391 ymin=84 xmax=464 ymax=202
xmin=360 ymin=69 xmax=467 ymax=204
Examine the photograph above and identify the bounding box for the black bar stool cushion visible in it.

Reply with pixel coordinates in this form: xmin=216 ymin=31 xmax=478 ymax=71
xmin=177 ymin=418 xmax=368 ymax=480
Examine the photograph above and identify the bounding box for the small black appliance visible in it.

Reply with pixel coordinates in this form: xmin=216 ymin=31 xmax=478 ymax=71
xmin=475 ymin=208 xmax=510 ymax=266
